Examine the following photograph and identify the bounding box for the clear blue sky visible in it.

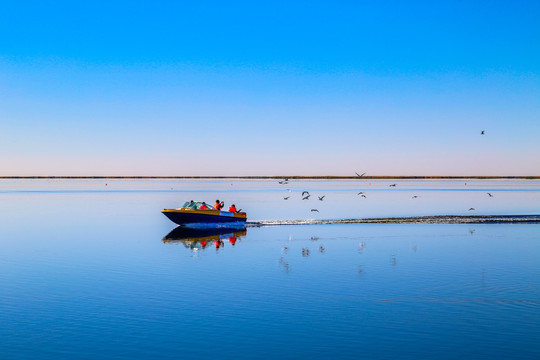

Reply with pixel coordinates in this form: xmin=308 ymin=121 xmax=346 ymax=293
xmin=1 ymin=0 xmax=539 ymax=176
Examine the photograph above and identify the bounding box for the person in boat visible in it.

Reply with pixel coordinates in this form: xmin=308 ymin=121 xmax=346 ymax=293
xmin=228 ymin=204 xmax=237 ymax=213
xmin=199 ymin=202 xmax=208 ymax=210
xmin=186 ymin=200 xmax=196 ymax=209
xmin=214 ymin=200 xmax=224 ymax=210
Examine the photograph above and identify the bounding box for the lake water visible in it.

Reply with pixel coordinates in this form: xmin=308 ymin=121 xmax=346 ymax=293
xmin=1 ymin=179 xmax=539 ymax=359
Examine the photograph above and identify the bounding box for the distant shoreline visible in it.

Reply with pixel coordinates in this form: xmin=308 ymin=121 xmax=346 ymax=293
xmin=1 ymin=176 xmax=539 ymax=180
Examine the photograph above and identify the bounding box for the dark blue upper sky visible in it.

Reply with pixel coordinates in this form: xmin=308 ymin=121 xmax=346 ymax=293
xmin=3 ymin=1 xmax=539 ymax=72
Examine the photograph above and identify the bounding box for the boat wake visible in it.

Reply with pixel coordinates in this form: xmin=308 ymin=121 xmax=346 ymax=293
xmin=246 ymin=215 xmax=540 ymax=227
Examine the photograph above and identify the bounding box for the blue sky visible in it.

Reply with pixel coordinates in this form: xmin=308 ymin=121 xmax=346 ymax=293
xmin=1 ymin=0 xmax=539 ymax=176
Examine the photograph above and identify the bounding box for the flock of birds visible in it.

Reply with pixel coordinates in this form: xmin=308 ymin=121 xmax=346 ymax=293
xmin=278 ymin=167 xmax=494 ymax=214
xmin=280 ymin=173 xmax=369 ymax=212
xmin=281 ymin=187 xmax=326 ymax=212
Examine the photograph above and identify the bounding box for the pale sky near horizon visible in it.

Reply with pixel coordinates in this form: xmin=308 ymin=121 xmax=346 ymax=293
xmin=1 ymin=1 xmax=539 ymax=176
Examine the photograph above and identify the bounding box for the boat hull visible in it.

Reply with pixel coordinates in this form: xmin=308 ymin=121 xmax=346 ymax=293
xmin=162 ymin=208 xmax=247 ymax=225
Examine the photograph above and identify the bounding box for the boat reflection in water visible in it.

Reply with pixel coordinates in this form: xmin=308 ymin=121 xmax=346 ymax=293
xmin=162 ymin=226 xmax=247 ymax=251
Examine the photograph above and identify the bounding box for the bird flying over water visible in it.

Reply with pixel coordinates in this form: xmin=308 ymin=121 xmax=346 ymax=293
xmin=412 ymin=195 xmax=419 ymax=199
xmin=284 ymin=196 xmax=290 ymax=200
xmin=302 ymin=195 xmax=311 ymax=200
xmin=356 ymin=172 xmax=366 ymax=178
xmin=311 ymin=209 xmax=319 ymax=212
xmin=389 ymin=184 xmax=397 ymax=187
xmin=318 ymin=195 xmax=325 ymax=201
xmin=469 ymin=208 xmax=475 ymax=211
xmin=360 ymin=194 xmax=367 ymax=198
xmin=357 ymin=192 xmax=365 ymax=195
xmin=487 ymin=193 xmax=493 ymax=197
xmin=481 ymin=130 xmax=485 ymax=135
xmin=302 ymin=191 xmax=309 ymax=196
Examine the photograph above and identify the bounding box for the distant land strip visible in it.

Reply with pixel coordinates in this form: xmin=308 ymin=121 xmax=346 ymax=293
xmin=1 ymin=176 xmax=539 ymax=180
xmin=248 ymin=215 xmax=540 ymax=226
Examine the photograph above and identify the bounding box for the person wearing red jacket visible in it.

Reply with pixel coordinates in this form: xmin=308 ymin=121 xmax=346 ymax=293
xmin=214 ymin=200 xmax=224 ymax=210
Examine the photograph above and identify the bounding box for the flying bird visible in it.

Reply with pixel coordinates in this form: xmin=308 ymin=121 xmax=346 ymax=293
xmin=481 ymin=130 xmax=485 ymax=135
xmin=469 ymin=208 xmax=475 ymax=211
xmin=318 ymin=195 xmax=325 ymax=201
xmin=412 ymin=195 xmax=419 ymax=199
xmin=302 ymin=195 xmax=311 ymax=200
xmin=278 ymin=181 xmax=288 ymax=184
xmin=360 ymin=194 xmax=367 ymax=198
xmin=355 ymin=172 xmax=366 ymax=178
xmin=311 ymin=209 xmax=319 ymax=212
xmin=357 ymin=192 xmax=365 ymax=195
xmin=487 ymin=193 xmax=493 ymax=197
xmin=283 ymin=196 xmax=290 ymax=200
xmin=389 ymin=184 xmax=397 ymax=187
xmin=302 ymin=191 xmax=309 ymax=196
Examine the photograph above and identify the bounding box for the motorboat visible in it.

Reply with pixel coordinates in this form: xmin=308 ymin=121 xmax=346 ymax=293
xmin=162 ymin=201 xmax=247 ymax=226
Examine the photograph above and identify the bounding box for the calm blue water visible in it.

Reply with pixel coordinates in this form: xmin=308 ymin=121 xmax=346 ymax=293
xmin=1 ymin=179 xmax=539 ymax=359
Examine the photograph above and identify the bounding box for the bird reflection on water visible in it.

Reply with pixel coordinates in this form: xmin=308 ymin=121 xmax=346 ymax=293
xmin=162 ymin=226 xmax=247 ymax=251
xmin=358 ymin=241 xmax=366 ymax=253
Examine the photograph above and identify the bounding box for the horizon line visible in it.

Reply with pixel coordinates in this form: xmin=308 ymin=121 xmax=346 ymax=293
xmin=1 ymin=176 xmax=539 ymax=180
